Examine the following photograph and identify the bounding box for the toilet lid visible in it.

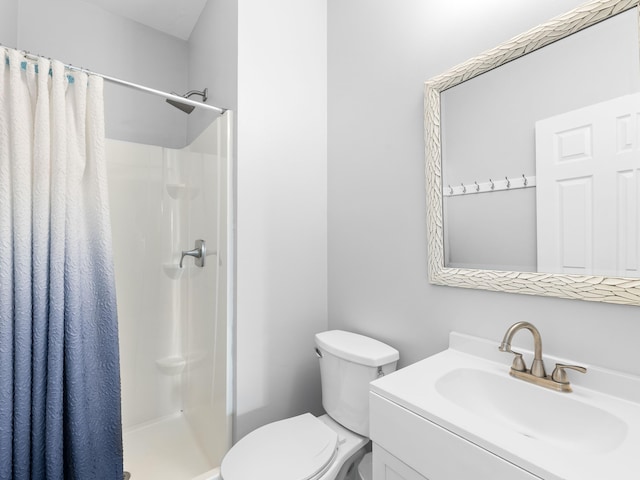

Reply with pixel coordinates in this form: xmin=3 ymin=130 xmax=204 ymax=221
xmin=221 ymin=413 xmax=339 ymax=480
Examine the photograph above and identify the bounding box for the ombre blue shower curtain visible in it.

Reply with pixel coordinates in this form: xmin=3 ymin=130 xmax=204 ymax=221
xmin=0 ymin=48 xmax=123 ymax=479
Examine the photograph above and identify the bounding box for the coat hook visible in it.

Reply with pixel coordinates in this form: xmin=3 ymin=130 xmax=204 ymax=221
xmin=505 ymin=176 xmax=511 ymax=188
xmin=474 ymin=181 xmax=480 ymax=192
xmin=522 ymin=174 xmax=528 ymax=186
xmin=489 ymin=178 xmax=494 ymax=190
xmin=448 ymin=184 xmax=453 ymax=195
xmin=461 ymin=182 xmax=466 ymax=194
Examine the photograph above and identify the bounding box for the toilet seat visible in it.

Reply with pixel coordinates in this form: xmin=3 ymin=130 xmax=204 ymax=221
xmin=221 ymin=413 xmax=339 ymax=480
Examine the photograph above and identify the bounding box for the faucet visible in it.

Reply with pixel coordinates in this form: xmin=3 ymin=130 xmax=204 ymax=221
xmin=499 ymin=321 xmax=546 ymax=378
xmin=498 ymin=321 xmax=587 ymax=392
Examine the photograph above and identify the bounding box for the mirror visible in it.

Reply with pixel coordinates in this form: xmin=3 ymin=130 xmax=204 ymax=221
xmin=425 ymin=0 xmax=640 ymax=305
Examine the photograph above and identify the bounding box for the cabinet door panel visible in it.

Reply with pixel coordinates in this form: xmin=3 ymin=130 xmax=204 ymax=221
xmin=373 ymin=445 xmax=428 ymax=480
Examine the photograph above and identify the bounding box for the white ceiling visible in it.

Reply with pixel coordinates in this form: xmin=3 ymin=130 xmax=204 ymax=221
xmin=82 ymin=0 xmax=208 ymax=41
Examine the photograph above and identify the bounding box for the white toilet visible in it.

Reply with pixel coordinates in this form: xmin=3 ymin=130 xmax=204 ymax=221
xmin=221 ymin=330 xmax=399 ymax=480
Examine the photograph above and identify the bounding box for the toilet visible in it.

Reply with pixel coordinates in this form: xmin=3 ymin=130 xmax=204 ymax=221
xmin=221 ymin=330 xmax=399 ymax=480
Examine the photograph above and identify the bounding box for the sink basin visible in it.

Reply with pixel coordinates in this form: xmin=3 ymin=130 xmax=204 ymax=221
xmin=369 ymin=332 xmax=640 ymax=480
xmin=435 ymin=367 xmax=627 ymax=453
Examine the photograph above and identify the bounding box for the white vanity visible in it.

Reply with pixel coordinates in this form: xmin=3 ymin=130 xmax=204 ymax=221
xmin=369 ymin=332 xmax=640 ymax=480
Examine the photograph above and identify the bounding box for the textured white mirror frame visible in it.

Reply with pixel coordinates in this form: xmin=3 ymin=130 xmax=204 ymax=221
xmin=425 ymin=0 xmax=640 ymax=305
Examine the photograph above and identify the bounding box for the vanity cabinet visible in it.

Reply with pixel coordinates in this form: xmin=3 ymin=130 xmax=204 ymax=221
xmin=370 ymin=393 xmax=541 ymax=480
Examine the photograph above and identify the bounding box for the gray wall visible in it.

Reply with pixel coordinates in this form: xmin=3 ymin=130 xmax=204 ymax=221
xmin=3 ymin=0 xmax=236 ymax=148
xmin=235 ymin=0 xmax=328 ymax=441
xmin=327 ymin=0 xmax=640 ymax=375
xmin=187 ymin=0 xmax=238 ymax=145
xmin=11 ymin=0 xmax=189 ymax=148
xmin=0 ymin=0 xmax=18 ymax=46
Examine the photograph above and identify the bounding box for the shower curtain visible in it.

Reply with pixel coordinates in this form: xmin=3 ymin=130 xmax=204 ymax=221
xmin=0 ymin=48 xmax=123 ymax=479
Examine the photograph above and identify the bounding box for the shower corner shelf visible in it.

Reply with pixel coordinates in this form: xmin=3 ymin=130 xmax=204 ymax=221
xmin=162 ymin=263 xmax=183 ymax=279
xmin=156 ymin=356 xmax=186 ymax=376
xmin=166 ymin=183 xmax=200 ymax=200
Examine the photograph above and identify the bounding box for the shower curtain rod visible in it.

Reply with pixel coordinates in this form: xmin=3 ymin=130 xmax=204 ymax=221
xmin=19 ymin=50 xmax=227 ymax=115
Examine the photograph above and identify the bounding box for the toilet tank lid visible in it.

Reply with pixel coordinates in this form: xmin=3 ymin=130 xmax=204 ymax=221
xmin=315 ymin=330 xmax=399 ymax=367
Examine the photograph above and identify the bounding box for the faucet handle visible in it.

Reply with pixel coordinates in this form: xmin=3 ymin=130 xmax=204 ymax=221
xmin=499 ymin=342 xmax=527 ymax=372
xmin=510 ymin=352 xmax=527 ymax=372
xmin=180 ymin=239 xmax=206 ymax=268
xmin=551 ymin=363 xmax=587 ymax=384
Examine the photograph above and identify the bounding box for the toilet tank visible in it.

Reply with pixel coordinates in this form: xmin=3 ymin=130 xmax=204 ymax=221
xmin=315 ymin=330 xmax=399 ymax=437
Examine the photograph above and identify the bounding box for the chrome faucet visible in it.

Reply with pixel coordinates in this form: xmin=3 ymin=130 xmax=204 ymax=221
xmin=499 ymin=321 xmax=546 ymax=378
xmin=498 ymin=321 xmax=586 ymax=392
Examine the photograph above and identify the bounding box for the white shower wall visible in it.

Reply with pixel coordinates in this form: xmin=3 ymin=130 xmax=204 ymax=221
xmin=108 ymin=140 xmax=181 ymax=426
xmin=107 ymin=114 xmax=231 ymax=475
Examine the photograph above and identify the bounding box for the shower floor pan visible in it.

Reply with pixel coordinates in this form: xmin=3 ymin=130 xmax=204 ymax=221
xmin=123 ymin=412 xmax=220 ymax=480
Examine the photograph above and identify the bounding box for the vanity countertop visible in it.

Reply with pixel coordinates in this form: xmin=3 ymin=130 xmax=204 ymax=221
xmin=370 ymin=332 xmax=640 ymax=480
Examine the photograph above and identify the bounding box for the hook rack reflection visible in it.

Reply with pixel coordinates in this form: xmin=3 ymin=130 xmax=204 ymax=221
xmin=445 ymin=174 xmax=536 ymax=197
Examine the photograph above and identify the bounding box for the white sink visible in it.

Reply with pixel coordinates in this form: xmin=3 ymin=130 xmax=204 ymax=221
xmin=370 ymin=332 xmax=640 ymax=480
xmin=435 ymin=367 xmax=627 ymax=454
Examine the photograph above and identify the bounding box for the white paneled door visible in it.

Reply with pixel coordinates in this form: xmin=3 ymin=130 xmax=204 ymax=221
xmin=536 ymin=93 xmax=640 ymax=277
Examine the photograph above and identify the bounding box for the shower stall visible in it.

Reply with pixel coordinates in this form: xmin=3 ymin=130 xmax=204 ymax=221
xmin=106 ymin=112 xmax=233 ymax=480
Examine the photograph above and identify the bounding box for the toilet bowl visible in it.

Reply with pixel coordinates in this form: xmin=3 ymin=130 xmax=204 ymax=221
xmin=220 ymin=330 xmax=399 ymax=480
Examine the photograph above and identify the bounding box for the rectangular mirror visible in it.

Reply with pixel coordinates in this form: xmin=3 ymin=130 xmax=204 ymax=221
xmin=425 ymin=0 xmax=640 ymax=305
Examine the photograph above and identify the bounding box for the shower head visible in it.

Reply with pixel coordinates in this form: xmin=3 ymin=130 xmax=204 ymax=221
xmin=166 ymin=98 xmax=196 ymax=114
xmin=166 ymin=88 xmax=208 ymax=114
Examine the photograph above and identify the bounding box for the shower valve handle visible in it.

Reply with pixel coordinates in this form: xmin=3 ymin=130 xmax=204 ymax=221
xmin=180 ymin=239 xmax=206 ymax=268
